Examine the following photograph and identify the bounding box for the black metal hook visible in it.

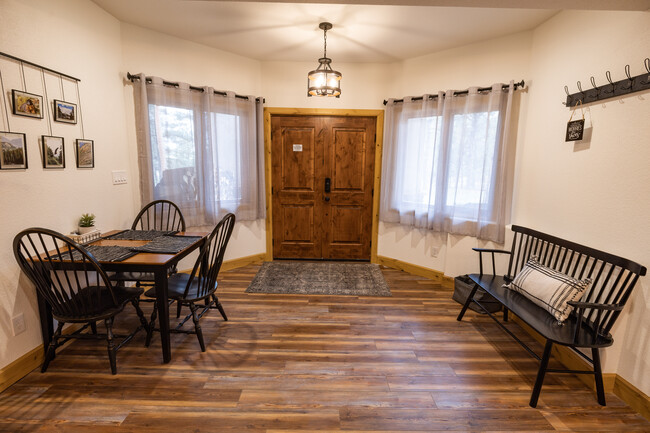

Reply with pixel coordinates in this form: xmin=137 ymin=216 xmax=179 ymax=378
xmin=641 ymin=58 xmax=650 ymax=85
xmin=576 ymin=81 xmax=584 ymax=94
xmin=620 ymin=64 xmax=633 ymax=90
xmin=603 ymin=70 xmax=615 ymax=94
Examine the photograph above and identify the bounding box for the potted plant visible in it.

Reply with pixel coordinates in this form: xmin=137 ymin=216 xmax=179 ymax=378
xmin=78 ymin=213 xmax=96 ymax=234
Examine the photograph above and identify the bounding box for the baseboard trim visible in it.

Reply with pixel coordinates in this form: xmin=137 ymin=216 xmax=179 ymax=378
xmin=614 ymin=374 xmax=650 ymax=421
xmin=0 ymin=345 xmax=43 ymax=393
xmin=375 ymin=255 xmax=454 ymax=288
xmin=220 ymin=253 xmax=266 ymax=272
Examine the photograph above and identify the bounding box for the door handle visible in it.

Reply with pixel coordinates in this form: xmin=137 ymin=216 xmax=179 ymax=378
xmin=324 ymin=196 xmax=330 ymax=202
xmin=324 ymin=177 xmax=331 ymax=193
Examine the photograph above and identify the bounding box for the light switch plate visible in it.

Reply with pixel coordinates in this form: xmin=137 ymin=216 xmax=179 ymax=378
xmin=112 ymin=170 xmax=128 ymax=185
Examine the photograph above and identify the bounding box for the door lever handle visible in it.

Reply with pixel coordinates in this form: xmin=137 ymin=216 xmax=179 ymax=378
xmin=324 ymin=177 xmax=331 ymax=193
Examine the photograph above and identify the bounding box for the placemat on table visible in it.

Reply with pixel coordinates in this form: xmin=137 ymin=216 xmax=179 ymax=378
xmin=103 ymin=230 xmax=178 ymax=241
xmin=130 ymin=235 xmax=202 ymax=254
xmin=69 ymin=245 xmax=138 ymax=262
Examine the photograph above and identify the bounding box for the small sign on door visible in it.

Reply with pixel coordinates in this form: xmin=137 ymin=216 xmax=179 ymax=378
xmin=293 ymin=144 xmax=303 ymax=152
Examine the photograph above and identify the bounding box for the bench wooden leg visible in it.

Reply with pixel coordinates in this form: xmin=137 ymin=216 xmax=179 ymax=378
xmin=530 ymin=339 xmax=553 ymax=408
xmin=456 ymin=283 xmax=480 ymax=321
xmin=592 ymin=348 xmax=606 ymax=406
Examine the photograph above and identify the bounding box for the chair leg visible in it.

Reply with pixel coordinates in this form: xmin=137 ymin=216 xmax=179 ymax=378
xmin=456 ymin=283 xmax=480 ymax=321
xmin=592 ymin=348 xmax=606 ymax=406
xmin=530 ymin=340 xmax=553 ymax=408
xmin=213 ymin=294 xmax=228 ymax=321
xmin=176 ymin=301 xmax=182 ymax=318
xmin=131 ymin=298 xmax=149 ymax=333
xmin=104 ymin=317 xmax=117 ymax=375
xmin=41 ymin=322 xmax=63 ymax=373
xmin=90 ymin=321 xmax=97 ymax=334
xmin=145 ymin=302 xmax=158 ymax=347
xmin=503 ymin=307 xmax=509 ymax=322
xmin=189 ymin=303 xmax=206 ymax=352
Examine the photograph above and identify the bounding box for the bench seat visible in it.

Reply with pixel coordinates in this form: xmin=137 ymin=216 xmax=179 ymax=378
xmin=468 ymin=273 xmax=613 ymax=349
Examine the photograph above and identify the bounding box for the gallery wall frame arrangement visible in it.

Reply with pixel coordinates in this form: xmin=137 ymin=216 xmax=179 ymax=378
xmin=0 ymin=131 xmax=28 ymax=170
xmin=42 ymin=135 xmax=65 ymax=169
xmin=0 ymin=51 xmax=93 ymax=171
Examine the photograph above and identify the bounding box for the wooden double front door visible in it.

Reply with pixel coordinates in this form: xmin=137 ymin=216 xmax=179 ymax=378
xmin=271 ymin=115 xmax=376 ymax=260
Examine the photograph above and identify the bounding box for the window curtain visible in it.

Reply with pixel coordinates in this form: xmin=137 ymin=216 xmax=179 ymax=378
xmin=380 ymin=82 xmax=515 ymax=243
xmin=133 ymin=74 xmax=265 ymax=226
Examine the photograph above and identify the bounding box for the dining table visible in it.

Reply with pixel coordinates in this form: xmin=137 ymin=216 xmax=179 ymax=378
xmin=36 ymin=229 xmax=208 ymax=364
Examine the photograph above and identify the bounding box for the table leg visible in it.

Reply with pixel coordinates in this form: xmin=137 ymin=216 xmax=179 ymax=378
xmin=154 ymin=268 xmax=172 ymax=363
xmin=37 ymin=291 xmax=53 ymax=355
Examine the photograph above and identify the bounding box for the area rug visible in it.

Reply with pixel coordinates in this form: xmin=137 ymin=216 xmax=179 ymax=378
xmin=245 ymin=262 xmax=391 ymax=296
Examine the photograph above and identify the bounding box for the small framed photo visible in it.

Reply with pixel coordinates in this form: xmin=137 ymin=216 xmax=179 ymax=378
xmin=42 ymin=135 xmax=65 ymax=169
xmin=0 ymin=131 xmax=28 ymax=169
xmin=12 ymin=90 xmax=43 ymax=119
xmin=76 ymin=139 xmax=94 ymax=168
xmin=53 ymin=99 xmax=77 ymax=124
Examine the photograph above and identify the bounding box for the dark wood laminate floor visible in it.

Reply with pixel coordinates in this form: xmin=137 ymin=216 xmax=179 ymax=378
xmin=1 ymin=264 xmax=648 ymax=432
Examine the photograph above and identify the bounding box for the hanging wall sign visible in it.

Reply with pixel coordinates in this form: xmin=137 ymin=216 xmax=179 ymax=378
xmin=565 ymin=100 xmax=585 ymax=142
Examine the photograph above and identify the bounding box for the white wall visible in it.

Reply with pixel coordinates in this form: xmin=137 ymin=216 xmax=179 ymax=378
xmin=0 ymin=0 xmax=134 ymax=368
xmin=119 ymin=23 xmax=266 ymax=263
xmin=517 ymin=10 xmax=650 ymax=394
xmin=377 ymin=32 xmax=534 ymax=278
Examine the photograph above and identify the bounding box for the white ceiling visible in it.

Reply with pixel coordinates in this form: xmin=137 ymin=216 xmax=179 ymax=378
xmin=90 ymin=0 xmax=649 ymax=63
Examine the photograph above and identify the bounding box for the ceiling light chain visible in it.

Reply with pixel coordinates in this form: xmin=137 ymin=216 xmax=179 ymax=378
xmin=307 ymin=22 xmax=341 ymax=98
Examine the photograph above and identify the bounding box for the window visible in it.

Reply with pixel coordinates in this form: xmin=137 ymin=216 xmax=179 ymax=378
xmin=134 ymin=75 xmax=264 ymax=226
xmin=380 ymin=85 xmax=515 ymax=243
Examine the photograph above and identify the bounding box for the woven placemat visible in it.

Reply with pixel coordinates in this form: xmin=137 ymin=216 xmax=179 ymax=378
xmin=104 ymin=230 xmax=178 ymax=241
xmin=69 ymin=245 xmax=138 ymax=262
xmin=130 ymin=235 xmax=202 ymax=254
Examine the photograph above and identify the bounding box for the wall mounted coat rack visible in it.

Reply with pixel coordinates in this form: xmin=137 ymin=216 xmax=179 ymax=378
xmin=564 ymin=58 xmax=650 ymax=107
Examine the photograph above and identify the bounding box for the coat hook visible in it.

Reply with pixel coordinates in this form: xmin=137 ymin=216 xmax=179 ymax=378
xmin=622 ymin=64 xmax=633 ymax=90
xmin=562 ymin=85 xmax=570 ymax=105
xmin=590 ymin=76 xmax=597 ymax=88
xmin=589 ymin=76 xmax=600 ymax=99
xmin=576 ymin=81 xmax=584 ymax=93
xmin=603 ymin=70 xmax=615 ymax=94
xmin=642 ymin=58 xmax=650 ymax=85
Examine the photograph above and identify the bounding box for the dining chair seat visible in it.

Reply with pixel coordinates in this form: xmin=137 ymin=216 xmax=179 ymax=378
xmin=58 ymin=285 xmax=144 ymax=322
xmin=144 ymin=273 xmax=216 ymax=302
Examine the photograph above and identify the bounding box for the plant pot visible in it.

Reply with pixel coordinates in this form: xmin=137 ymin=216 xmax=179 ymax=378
xmin=78 ymin=226 xmax=95 ymax=235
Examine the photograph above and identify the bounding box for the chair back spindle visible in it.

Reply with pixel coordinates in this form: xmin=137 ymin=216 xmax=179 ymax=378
xmin=132 ymin=200 xmax=186 ymax=232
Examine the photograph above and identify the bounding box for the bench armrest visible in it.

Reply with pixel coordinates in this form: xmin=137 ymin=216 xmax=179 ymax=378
xmin=567 ymin=301 xmax=623 ymax=312
xmin=472 ymin=248 xmax=511 ymax=254
xmin=472 ymin=248 xmax=511 ymax=276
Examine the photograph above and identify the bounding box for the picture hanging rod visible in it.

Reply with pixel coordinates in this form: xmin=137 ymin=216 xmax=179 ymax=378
xmin=383 ymin=80 xmax=525 ymax=105
xmin=126 ymin=72 xmax=264 ymax=103
xmin=0 ymin=51 xmax=80 ymax=82
xmin=563 ymin=59 xmax=650 ymax=107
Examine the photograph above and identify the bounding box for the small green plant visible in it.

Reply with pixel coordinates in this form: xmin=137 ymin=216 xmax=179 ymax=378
xmin=79 ymin=213 xmax=96 ymax=227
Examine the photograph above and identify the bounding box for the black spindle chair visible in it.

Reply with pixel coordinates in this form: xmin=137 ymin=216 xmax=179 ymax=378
xmin=13 ymin=228 xmax=149 ymax=374
xmin=111 ymin=200 xmax=187 ymax=315
xmin=144 ymin=213 xmax=235 ymax=351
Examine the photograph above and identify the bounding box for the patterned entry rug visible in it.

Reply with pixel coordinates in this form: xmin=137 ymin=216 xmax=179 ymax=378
xmin=245 ymin=262 xmax=391 ymax=297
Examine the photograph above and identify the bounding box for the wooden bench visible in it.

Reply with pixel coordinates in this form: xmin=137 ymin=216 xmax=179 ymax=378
xmin=456 ymin=225 xmax=646 ymax=407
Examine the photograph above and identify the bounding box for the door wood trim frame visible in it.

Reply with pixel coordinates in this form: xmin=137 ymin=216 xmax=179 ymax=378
xmin=264 ymin=107 xmax=384 ymax=263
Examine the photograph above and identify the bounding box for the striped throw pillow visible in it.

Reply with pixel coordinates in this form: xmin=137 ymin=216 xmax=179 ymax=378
xmin=504 ymin=257 xmax=591 ymax=324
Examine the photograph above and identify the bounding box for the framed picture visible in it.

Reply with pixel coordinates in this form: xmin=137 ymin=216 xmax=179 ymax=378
xmin=0 ymin=131 xmax=28 ymax=169
xmin=53 ymin=99 xmax=77 ymax=124
xmin=76 ymin=139 xmax=94 ymax=168
xmin=12 ymin=90 xmax=43 ymax=119
xmin=42 ymin=135 xmax=65 ymax=169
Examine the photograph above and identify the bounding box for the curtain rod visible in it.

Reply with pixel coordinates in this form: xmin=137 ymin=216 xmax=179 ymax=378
xmin=383 ymin=80 xmax=525 ymax=106
xmin=126 ymin=72 xmax=264 ymax=103
xmin=0 ymin=51 xmax=80 ymax=82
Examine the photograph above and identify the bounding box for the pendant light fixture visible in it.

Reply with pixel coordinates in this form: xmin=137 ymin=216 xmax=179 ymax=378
xmin=307 ymin=22 xmax=342 ymax=98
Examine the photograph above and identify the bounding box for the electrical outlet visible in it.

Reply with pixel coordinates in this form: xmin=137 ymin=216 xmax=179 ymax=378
xmin=112 ymin=170 xmax=128 ymax=185
xmin=12 ymin=313 xmax=26 ymax=336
